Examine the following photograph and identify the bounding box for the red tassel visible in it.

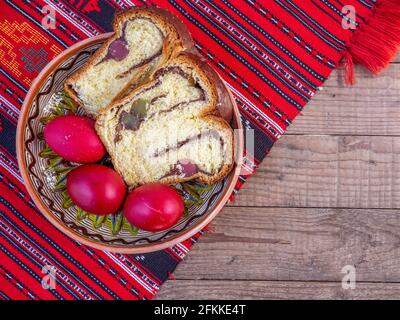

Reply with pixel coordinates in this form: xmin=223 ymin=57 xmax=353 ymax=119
xmin=344 ymin=0 xmax=400 ymax=85
xmin=343 ymin=51 xmax=355 ymax=85
xmin=167 ymin=272 xmax=176 ymax=280
xmin=202 ymin=224 xmax=216 ymax=234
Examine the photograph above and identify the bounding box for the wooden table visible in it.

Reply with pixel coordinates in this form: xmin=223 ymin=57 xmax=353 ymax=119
xmin=156 ymin=58 xmax=400 ymax=299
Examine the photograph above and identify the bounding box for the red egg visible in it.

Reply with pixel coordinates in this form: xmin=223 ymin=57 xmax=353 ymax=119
xmin=67 ymin=164 xmax=126 ymax=215
xmin=123 ymin=184 xmax=184 ymax=232
xmin=44 ymin=115 xmax=105 ymax=163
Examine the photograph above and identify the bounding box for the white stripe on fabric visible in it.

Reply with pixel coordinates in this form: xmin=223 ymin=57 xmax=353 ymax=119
xmin=45 ymin=0 xmax=96 ymax=37
xmin=104 ymin=252 xmax=157 ymax=295
xmin=0 ymin=95 xmax=20 ymax=115
xmin=225 ymin=81 xmax=285 ymax=135
xmin=0 ymin=160 xmax=23 ymax=184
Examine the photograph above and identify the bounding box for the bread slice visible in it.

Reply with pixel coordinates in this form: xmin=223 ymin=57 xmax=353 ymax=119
xmin=96 ymin=53 xmax=234 ymax=187
xmin=64 ymin=7 xmax=192 ymax=115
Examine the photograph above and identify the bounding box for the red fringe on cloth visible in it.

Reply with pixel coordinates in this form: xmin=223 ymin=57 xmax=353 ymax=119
xmin=344 ymin=0 xmax=400 ymax=85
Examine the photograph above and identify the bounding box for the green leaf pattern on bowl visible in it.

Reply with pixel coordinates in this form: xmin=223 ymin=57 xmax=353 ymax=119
xmin=38 ymin=91 xmax=212 ymax=236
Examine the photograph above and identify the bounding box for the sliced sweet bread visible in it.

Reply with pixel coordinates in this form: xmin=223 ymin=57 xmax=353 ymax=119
xmin=64 ymin=7 xmax=191 ymax=115
xmin=96 ymin=53 xmax=234 ymax=187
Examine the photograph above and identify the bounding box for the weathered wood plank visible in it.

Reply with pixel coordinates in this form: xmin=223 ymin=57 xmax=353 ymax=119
xmin=167 ymin=207 xmax=400 ymax=282
xmin=156 ymin=280 xmax=400 ymax=299
xmin=233 ymin=135 xmax=400 ymax=208
xmin=158 ymin=58 xmax=400 ymax=300
xmin=286 ymin=63 xmax=400 ymax=135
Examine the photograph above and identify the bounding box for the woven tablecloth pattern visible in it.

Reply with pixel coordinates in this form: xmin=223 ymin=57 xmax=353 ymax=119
xmin=0 ymin=0 xmax=381 ymax=299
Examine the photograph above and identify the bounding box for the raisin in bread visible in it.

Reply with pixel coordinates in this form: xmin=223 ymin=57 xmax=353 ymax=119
xmin=64 ymin=7 xmax=192 ymax=115
xmin=96 ymin=53 xmax=234 ymax=187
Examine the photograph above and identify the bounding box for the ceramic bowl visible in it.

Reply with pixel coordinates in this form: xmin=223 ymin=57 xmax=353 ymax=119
xmin=16 ymin=33 xmax=243 ymax=253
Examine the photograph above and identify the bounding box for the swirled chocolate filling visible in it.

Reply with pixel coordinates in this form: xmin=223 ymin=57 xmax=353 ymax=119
xmin=154 ymin=65 xmax=191 ymax=80
xmin=113 ymin=72 xmax=206 ymax=144
xmin=116 ymin=48 xmax=162 ymax=79
xmin=153 ymin=129 xmax=224 ymax=158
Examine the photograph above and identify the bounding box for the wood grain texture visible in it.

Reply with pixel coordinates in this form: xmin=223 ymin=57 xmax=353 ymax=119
xmin=233 ymin=135 xmax=400 ymax=208
xmin=156 ymin=280 xmax=400 ymax=300
xmin=287 ymin=64 xmax=400 ymax=136
xmin=158 ymin=61 xmax=400 ymax=299
xmin=159 ymin=207 xmax=400 ymax=282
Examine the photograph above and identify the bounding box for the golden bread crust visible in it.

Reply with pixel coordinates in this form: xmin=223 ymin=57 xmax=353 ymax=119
xmin=64 ymin=6 xmax=192 ymax=114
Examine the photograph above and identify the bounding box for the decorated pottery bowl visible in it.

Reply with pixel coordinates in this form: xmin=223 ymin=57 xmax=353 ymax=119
xmin=17 ymin=33 xmax=244 ymax=254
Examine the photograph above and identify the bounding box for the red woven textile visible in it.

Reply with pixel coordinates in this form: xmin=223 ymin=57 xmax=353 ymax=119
xmin=0 ymin=0 xmax=395 ymax=299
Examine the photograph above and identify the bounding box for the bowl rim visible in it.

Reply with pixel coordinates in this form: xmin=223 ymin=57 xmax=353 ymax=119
xmin=16 ymin=33 xmax=244 ymax=254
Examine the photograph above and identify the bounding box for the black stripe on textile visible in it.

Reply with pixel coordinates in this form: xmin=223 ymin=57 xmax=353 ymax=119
xmin=207 ymin=0 xmax=321 ymax=89
xmin=186 ymin=0 xmax=312 ymax=102
xmin=0 ymin=115 xmax=16 ymax=157
xmin=274 ymin=0 xmax=345 ymax=51
xmin=171 ymin=1 xmax=304 ymax=110
xmin=0 ymin=198 xmax=123 ymax=300
xmin=69 ymin=0 xmax=117 ymax=32
xmin=0 ymin=265 xmax=37 ymax=299
xmin=134 ymin=251 xmax=180 ymax=283
xmin=0 ymin=236 xmax=80 ymax=299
